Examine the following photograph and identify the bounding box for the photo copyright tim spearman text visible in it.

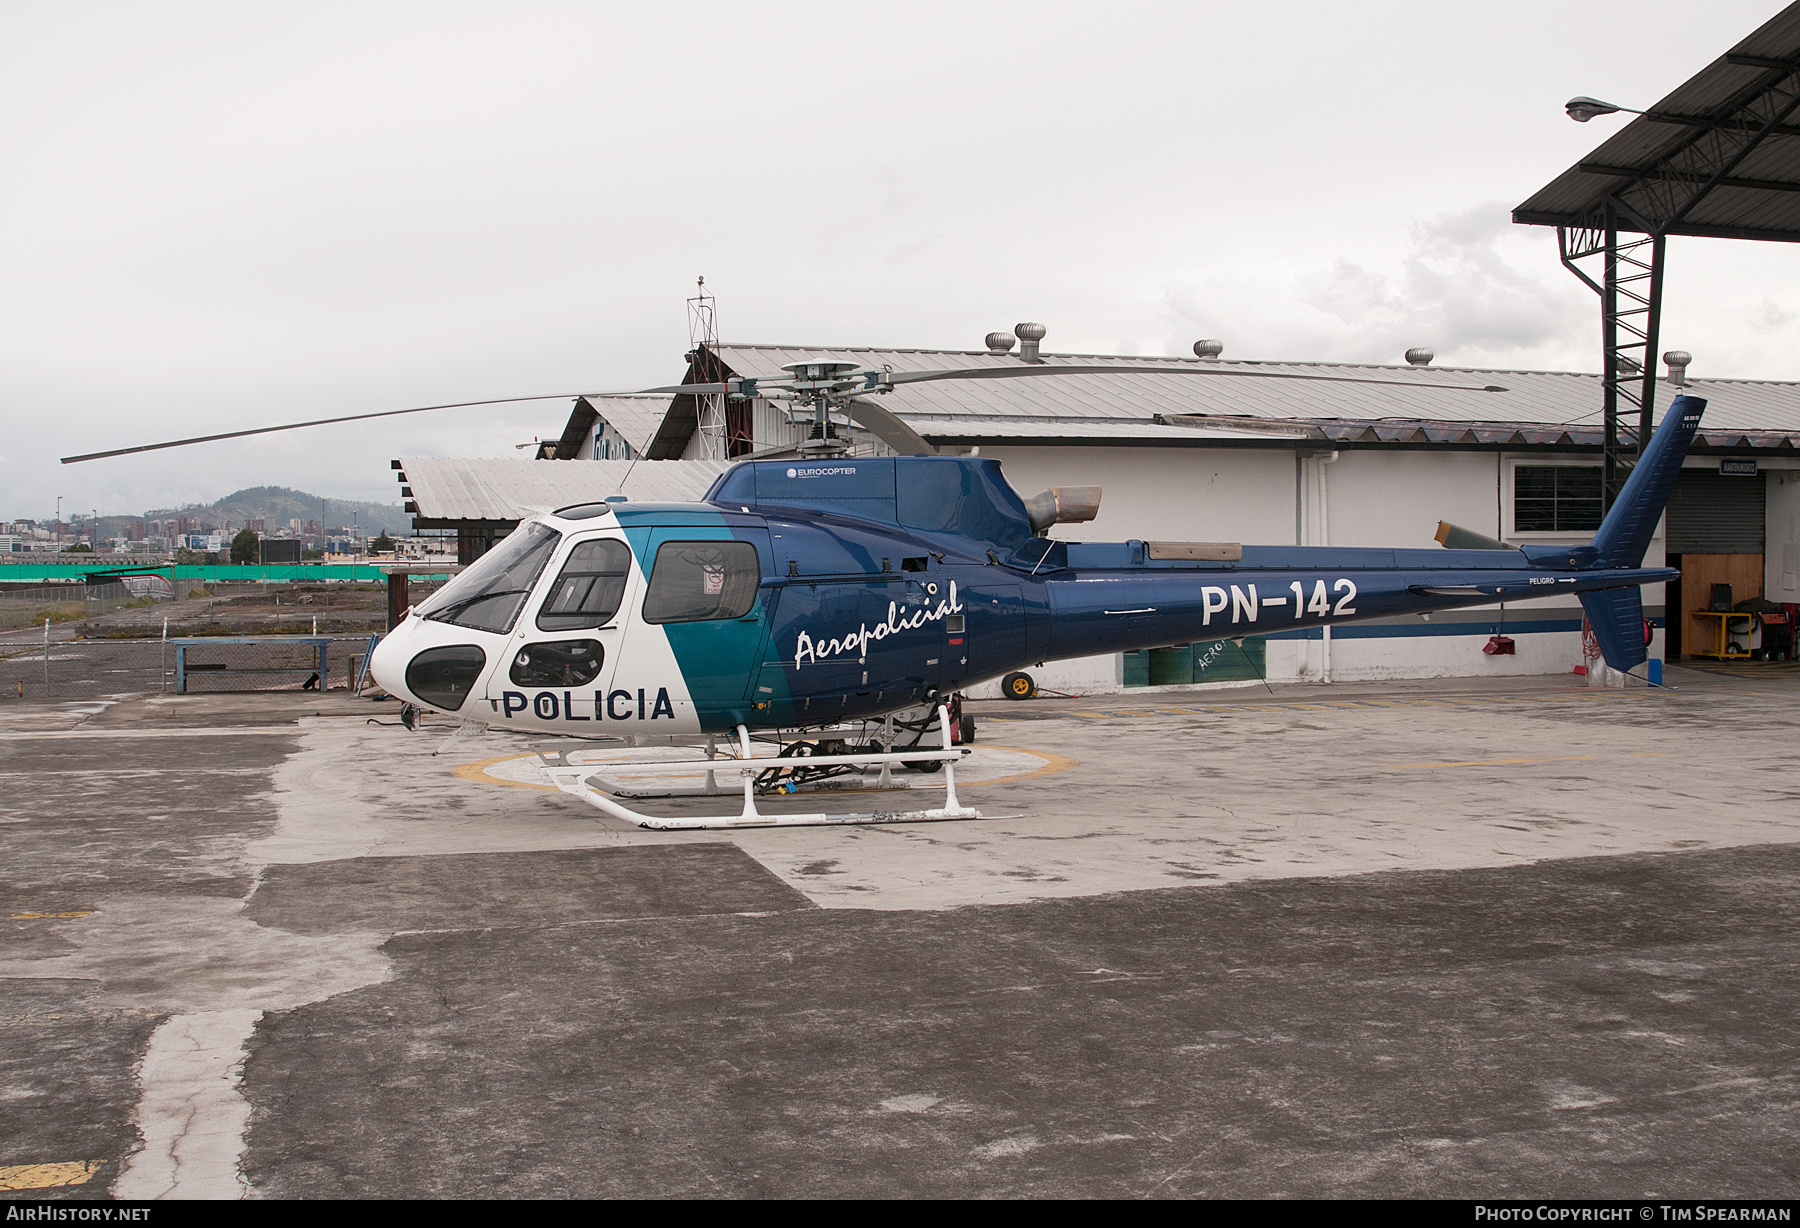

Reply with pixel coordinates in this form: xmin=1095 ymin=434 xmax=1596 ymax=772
xmin=1476 ymin=1208 xmax=1792 ymax=1223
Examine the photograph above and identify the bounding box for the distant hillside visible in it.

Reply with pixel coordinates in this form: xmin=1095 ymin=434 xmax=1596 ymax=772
xmin=144 ymin=486 xmax=407 ymax=534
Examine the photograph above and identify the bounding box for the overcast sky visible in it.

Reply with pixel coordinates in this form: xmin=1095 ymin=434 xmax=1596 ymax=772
xmin=4 ymin=1 xmax=1797 ymax=521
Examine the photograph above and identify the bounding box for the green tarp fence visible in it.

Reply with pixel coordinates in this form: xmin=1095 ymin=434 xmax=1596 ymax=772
xmin=0 ymin=563 xmax=419 ymax=584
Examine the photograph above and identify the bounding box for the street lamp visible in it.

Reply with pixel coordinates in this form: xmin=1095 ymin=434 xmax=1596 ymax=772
xmin=1566 ymin=96 xmax=1645 ymax=123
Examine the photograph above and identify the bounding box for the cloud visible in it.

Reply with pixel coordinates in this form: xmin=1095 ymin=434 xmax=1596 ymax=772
xmin=1164 ymin=204 xmax=1594 ymax=371
xmin=1746 ymin=296 xmax=1796 ymax=332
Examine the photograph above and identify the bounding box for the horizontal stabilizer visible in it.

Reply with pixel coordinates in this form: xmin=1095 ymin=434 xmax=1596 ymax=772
xmin=1435 ymin=521 xmax=1510 ymax=551
xmin=1580 ymin=587 xmax=1648 ymax=673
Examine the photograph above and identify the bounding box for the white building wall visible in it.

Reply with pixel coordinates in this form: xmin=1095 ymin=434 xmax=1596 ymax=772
xmin=1770 ymin=467 xmax=1800 ymax=602
xmin=1307 ymin=449 xmax=1498 ymax=548
xmin=981 ymin=445 xmax=1297 ymax=545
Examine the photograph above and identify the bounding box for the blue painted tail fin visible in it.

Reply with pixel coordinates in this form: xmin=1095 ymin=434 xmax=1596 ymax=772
xmin=1590 ymin=394 xmax=1707 ymax=568
xmin=1579 ymin=587 xmax=1648 ymax=672
xmin=1573 ymin=393 xmax=1705 ymax=673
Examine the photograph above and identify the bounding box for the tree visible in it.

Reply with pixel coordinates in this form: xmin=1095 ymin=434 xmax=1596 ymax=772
xmin=60 ymin=542 xmax=92 ymax=553
xmin=370 ymin=532 xmax=395 ymax=553
xmin=230 ymin=528 xmax=259 ymax=564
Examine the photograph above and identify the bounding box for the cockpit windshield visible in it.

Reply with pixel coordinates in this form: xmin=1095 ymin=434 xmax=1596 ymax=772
xmin=415 ymin=521 xmax=561 ymax=634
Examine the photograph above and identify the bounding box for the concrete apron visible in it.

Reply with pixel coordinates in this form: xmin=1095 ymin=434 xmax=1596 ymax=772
xmin=256 ymin=675 xmax=1800 ymax=912
xmin=0 ymin=699 xmax=393 ymax=1199
xmin=4 ymin=666 xmax=1797 ymax=1197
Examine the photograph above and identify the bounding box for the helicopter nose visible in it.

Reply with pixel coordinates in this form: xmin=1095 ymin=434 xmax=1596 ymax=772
xmin=367 ymin=622 xmax=415 ymax=701
xmin=369 ymin=618 xmax=489 ymax=713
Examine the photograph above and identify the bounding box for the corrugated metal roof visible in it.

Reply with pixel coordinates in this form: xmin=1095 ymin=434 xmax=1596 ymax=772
xmin=709 ymin=343 xmax=1800 ymax=434
xmin=908 ymin=417 xmax=1283 ymax=442
xmin=578 ymin=395 xmax=671 ymax=455
xmin=1514 ymin=3 xmax=1800 ymax=240
xmin=397 ymin=457 xmax=728 ymax=522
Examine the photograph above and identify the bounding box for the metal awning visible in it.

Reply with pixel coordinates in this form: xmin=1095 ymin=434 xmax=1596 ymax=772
xmin=1514 ymin=3 xmax=1800 ymax=241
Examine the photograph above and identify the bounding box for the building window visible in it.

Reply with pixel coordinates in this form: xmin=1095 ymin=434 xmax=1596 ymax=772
xmin=1514 ymin=465 xmax=1603 ymax=532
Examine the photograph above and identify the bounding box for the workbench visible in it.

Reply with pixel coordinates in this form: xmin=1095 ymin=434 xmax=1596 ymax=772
xmin=1688 ymin=611 xmax=1758 ymax=660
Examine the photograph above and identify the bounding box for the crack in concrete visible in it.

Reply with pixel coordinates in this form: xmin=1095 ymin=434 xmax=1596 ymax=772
xmin=114 ymin=1010 xmax=261 ymax=1199
xmin=0 ymin=895 xmax=391 ymax=1200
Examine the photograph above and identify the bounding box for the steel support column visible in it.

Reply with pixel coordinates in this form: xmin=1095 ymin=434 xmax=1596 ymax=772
xmin=1559 ymin=218 xmax=1665 ymax=508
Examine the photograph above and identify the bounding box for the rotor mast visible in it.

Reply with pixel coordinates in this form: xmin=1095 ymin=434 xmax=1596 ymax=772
xmin=781 ymin=360 xmax=865 ymax=456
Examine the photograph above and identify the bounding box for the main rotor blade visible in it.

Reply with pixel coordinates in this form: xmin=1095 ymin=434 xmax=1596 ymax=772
xmin=881 ymin=364 xmax=1509 ymax=393
xmin=61 ymin=392 xmax=606 ymax=464
xmin=632 ymin=383 xmax=734 ymax=396
xmin=62 ymin=361 xmax=1503 ymax=466
xmin=842 ymin=399 xmax=937 ymax=455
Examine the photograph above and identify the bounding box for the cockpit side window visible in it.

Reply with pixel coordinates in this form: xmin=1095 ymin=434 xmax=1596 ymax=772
xmin=642 ymin=540 xmax=759 ymax=624
xmin=416 ymin=522 xmax=561 ymax=635
xmin=537 ymin=539 xmax=633 ymax=631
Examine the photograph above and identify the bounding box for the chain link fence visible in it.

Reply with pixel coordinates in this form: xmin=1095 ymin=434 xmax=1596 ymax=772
xmin=0 ymin=581 xmax=144 ymax=632
xmin=0 ymin=634 xmax=381 ymax=699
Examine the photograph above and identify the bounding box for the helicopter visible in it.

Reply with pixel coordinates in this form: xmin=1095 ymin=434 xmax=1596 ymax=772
xmin=63 ymin=351 xmax=1705 ymax=830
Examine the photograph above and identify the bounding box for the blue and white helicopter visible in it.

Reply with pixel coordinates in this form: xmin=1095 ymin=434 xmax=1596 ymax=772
xmin=67 ymin=357 xmax=1703 ymax=830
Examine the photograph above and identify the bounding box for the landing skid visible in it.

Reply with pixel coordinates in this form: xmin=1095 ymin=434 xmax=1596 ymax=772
xmin=534 ymin=705 xmax=991 ymax=830
xmin=610 ymin=770 xmax=911 ymax=799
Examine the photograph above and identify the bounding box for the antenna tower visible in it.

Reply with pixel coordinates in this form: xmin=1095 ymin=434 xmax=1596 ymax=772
xmin=687 ymin=277 xmax=726 ymax=460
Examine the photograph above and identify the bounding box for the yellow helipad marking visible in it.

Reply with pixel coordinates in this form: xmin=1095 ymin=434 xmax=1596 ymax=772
xmin=9 ymin=911 xmax=95 ymax=920
xmin=454 ymin=746 xmax=1078 ymax=793
xmin=452 ymin=753 xmax=557 ymax=792
xmin=0 ymin=1161 xmax=100 ymax=1190
xmin=960 ymin=745 xmax=1079 ymax=787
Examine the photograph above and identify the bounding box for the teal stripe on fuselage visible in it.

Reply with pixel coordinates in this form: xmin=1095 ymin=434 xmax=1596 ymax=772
xmin=612 ymin=505 xmax=791 ymax=730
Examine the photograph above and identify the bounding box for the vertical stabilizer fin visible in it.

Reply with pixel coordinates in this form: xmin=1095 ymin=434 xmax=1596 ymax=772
xmin=1579 ymin=588 xmax=1648 ymax=672
xmin=1590 ymin=394 xmax=1707 ymax=568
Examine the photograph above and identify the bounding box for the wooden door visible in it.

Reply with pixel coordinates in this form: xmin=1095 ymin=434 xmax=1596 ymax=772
xmin=1674 ymin=553 xmax=1764 ymax=657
